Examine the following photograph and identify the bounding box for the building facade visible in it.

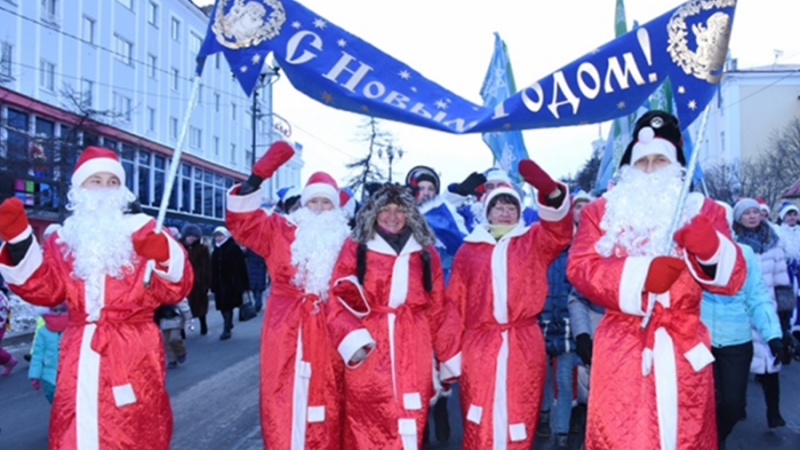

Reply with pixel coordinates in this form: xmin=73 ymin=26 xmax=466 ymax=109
xmin=0 ymin=0 xmax=303 ymax=236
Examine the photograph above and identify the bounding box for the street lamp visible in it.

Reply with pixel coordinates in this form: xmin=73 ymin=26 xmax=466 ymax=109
xmin=377 ymin=144 xmax=404 ymax=183
xmin=251 ymin=63 xmax=280 ymax=167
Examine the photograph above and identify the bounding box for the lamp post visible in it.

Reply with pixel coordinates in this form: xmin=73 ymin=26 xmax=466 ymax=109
xmin=378 ymin=144 xmax=403 ymax=183
xmin=251 ymin=64 xmax=280 ymax=167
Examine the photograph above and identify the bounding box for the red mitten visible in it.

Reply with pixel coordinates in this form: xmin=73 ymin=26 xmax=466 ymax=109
xmin=673 ymin=216 xmax=720 ymax=261
xmin=30 ymin=378 xmax=40 ymax=390
xmin=644 ymin=256 xmax=685 ymax=294
xmin=0 ymin=197 xmax=30 ymax=242
xmin=252 ymin=141 xmax=295 ymax=180
xmin=133 ymin=231 xmax=170 ymax=262
xmin=518 ymin=159 xmax=558 ymax=197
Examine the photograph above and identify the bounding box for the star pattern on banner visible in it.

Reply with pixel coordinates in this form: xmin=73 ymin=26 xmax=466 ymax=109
xmin=291 ymin=21 xmax=301 ymax=29
xmin=503 ymin=123 xmax=511 ymax=130
xmin=688 ymin=100 xmax=697 ymax=110
xmin=677 ymin=86 xmax=686 ymax=94
xmin=313 ymin=18 xmax=327 ymax=29
xmin=399 ymin=70 xmax=410 ymax=80
xmin=360 ymin=105 xmax=369 ymax=111
xmin=240 ymin=66 xmax=248 ymax=73
xmin=410 ymin=87 xmax=417 ymax=92
xmin=321 ymin=91 xmax=333 ymax=104
xmin=435 ymin=99 xmax=448 ymax=110
xmin=617 ymin=101 xmax=625 ymax=109
xmin=252 ymin=54 xmax=261 ymax=65
xmin=337 ymin=39 xmax=347 ymax=48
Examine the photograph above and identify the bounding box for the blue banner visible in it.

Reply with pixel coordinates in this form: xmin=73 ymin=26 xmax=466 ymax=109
xmin=480 ymin=33 xmax=529 ymax=183
xmin=198 ymin=0 xmax=737 ymax=133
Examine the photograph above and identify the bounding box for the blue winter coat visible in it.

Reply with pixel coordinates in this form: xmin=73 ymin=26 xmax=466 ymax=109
xmin=28 ymin=326 xmax=62 ymax=385
xmin=244 ymin=248 xmax=267 ymax=292
xmin=701 ymin=243 xmax=782 ymax=348
xmin=539 ymin=247 xmax=575 ymax=356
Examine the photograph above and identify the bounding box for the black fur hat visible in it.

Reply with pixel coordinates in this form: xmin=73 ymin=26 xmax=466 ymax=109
xmin=353 ymin=183 xmax=436 ymax=247
xmin=619 ymin=110 xmax=685 ymax=167
xmin=405 ymin=165 xmax=440 ymax=195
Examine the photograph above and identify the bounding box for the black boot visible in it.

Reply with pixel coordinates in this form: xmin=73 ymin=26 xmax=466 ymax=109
xmin=199 ymin=315 xmax=208 ymax=335
xmin=536 ymin=410 xmax=551 ymax=439
xmin=220 ymin=310 xmax=233 ymax=340
xmin=433 ymin=396 xmax=451 ymax=442
xmin=761 ymin=373 xmax=785 ymax=428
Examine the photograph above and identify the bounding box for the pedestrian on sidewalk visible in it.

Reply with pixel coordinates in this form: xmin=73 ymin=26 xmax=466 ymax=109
xmin=210 ymin=227 xmax=248 ymax=340
xmin=181 ymin=223 xmax=211 ymax=335
xmin=156 ymin=298 xmax=192 ymax=369
xmin=0 ymin=146 xmax=193 ymax=449
xmin=0 ymin=281 xmax=17 ymax=376
xmin=244 ymin=247 xmax=267 ymax=313
xmin=28 ymin=302 xmax=68 ymax=402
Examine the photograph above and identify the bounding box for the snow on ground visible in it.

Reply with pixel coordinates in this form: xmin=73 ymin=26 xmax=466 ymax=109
xmin=6 ymin=293 xmax=44 ymax=338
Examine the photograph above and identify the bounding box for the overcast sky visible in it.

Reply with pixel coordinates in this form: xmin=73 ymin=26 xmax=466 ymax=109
xmin=192 ymin=0 xmax=800 ymax=189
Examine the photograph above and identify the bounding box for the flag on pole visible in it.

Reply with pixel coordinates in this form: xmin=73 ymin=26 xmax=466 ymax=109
xmin=480 ymin=33 xmax=529 ymax=182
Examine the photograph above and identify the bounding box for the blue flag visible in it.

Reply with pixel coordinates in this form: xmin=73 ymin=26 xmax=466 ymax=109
xmin=198 ymin=0 xmax=736 ymax=132
xmin=480 ymin=33 xmax=529 ymax=182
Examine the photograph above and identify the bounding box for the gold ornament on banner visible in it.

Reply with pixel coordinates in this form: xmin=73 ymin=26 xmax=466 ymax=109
xmin=667 ymin=0 xmax=735 ymax=84
xmin=212 ymin=0 xmax=287 ymax=50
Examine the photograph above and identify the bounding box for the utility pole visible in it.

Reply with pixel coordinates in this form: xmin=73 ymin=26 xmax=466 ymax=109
xmin=250 ymin=64 xmax=281 ymax=168
xmin=378 ymin=144 xmax=403 ymax=183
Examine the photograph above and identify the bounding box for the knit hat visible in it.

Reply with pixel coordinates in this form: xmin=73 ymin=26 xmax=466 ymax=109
xmin=483 ymin=183 xmax=521 ymax=220
xmin=300 ymin=172 xmax=339 ymax=208
xmin=405 ymin=166 xmax=440 ymax=194
xmin=277 ymin=186 xmax=302 ymax=212
xmin=71 ymin=146 xmax=126 ymax=187
xmin=733 ymin=198 xmax=760 ymax=223
xmin=213 ymin=226 xmax=231 ymax=238
xmin=619 ymin=111 xmax=685 ymax=168
xmin=484 ymin=166 xmax=512 ymax=185
xmin=181 ymin=223 xmax=202 ymax=238
xmin=779 ymin=201 xmax=799 ymax=221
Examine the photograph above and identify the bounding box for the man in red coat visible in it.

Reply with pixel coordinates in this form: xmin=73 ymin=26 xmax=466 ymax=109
xmin=0 ymin=146 xmax=192 ymax=450
xmin=567 ymin=111 xmax=746 ymax=450
xmin=225 ymin=141 xmax=350 ymax=449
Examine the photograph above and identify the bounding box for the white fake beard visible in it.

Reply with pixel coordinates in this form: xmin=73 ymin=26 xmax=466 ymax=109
xmin=59 ymin=187 xmax=137 ymax=304
xmin=595 ymin=163 xmax=689 ymax=258
xmin=289 ymin=207 xmax=350 ymax=298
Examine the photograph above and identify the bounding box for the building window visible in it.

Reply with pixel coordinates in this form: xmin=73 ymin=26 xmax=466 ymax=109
xmin=245 ymin=150 xmax=253 ymax=166
xmin=231 ymin=103 xmax=236 ymax=120
xmin=213 ymin=136 xmax=220 ymax=156
xmin=190 ymin=33 xmax=202 ymax=55
xmin=80 ymin=78 xmax=93 ymax=107
xmin=40 ymin=0 xmax=58 ymax=25
xmin=147 ymin=2 xmax=159 ymax=26
xmin=5 ymin=109 xmax=30 ymax=162
xmin=153 ymin=154 xmax=166 ymax=207
xmin=113 ymin=92 xmax=132 ymax=121
xmin=198 ymin=85 xmax=203 ymax=103
xmin=0 ymin=42 xmax=12 ymax=78
xmin=120 ymin=144 xmax=135 ymax=192
xmin=114 ymin=35 xmax=133 ymax=65
xmin=82 ymin=16 xmax=95 ymax=44
xmin=230 ymin=143 xmax=236 ymax=165
xmin=147 ymin=107 xmax=156 ymax=132
xmin=170 ymin=18 xmax=180 ymax=41
xmin=147 ymin=54 xmax=157 ymax=79
xmin=190 ymin=126 xmax=202 ymax=149
xmin=214 ymin=92 xmax=220 ymax=112
xmin=180 ymin=164 xmax=192 ymax=213
xmin=171 ymin=67 xmax=179 ymax=91
xmin=39 ymin=59 xmax=55 ymax=91
xmin=169 ymin=117 xmax=178 ymax=139
xmin=117 ymin=0 xmax=133 ymax=10
xmin=138 ymin=151 xmax=151 ymax=205
xmin=215 ymin=53 xmax=220 ymax=70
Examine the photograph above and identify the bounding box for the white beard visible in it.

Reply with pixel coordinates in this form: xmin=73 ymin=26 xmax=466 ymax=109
xmin=289 ymin=207 xmax=350 ymax=298
xmin=595 ymin=163 xmax=691 ymax=258
xmin=58 ymin=187 xmax=137 ymax=309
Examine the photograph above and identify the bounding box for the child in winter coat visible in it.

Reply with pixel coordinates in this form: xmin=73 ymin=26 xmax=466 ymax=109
xmin=0 ymin=282 xmax=17 ymax=376
xmin=156 ymin=298 xmax=192 ymax=369
xmin=28 ymin=302 xmax=68 ymax=403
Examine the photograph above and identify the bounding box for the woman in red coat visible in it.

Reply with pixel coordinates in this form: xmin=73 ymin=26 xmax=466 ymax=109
xmin=447 ymin=160 xmax=572 ymax=450
xmin=327 ymin=184 xmax=462 ymax=450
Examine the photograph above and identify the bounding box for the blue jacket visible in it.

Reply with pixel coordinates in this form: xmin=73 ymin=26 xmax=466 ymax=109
xmin=244 ymin=248 xmax=267 ymax=292
xmin=28 ymin=326 xmax=62 ymax=385
xmin=539 ymin=247 xmax=574 ymax=356
xmin=701 ymin=243 xmax=782 ymax=348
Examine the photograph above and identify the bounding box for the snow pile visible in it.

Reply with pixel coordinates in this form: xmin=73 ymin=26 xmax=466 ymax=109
xmin=7 ymin=293 xmax=42 ymax=336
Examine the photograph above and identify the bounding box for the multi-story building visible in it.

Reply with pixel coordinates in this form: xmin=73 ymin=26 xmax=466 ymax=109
xmin=0 ymin=0 xmax=303 ymax=236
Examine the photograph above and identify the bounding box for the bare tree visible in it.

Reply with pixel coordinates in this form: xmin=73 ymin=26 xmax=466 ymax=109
xmin=345 ymin=117 xmax=390 ymax=201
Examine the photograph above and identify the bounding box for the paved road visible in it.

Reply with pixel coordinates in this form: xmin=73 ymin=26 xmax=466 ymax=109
xmin=1 ymin=310 xmax=798 ymax=449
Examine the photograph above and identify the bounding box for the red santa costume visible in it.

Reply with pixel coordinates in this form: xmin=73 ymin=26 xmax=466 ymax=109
xmin=0 ymin=147 xmax=192 ymax=450
xmin=225 ymin=142 xmax=349 ymax=449
xmin=566 ymin=111 xmax=746 ymax=450
xmin=447 ymin=174 xmax=572 ymax=450
xmin=326 ymin=184 xmax=462 ymax=450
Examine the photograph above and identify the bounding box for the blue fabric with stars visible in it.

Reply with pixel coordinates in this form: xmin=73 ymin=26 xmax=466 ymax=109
xmin=197 ymin=0 xmax=736 ymax=132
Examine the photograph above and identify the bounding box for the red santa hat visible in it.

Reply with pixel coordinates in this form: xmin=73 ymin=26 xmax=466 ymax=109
xmin=300 ymin=172 xmax=339 ymax=207
xmin=339 ymin=187 xmax=357 ymax=218
xmin=482 ymin=183 xmax=521 ymax=219
xmin=71 ymin=146 xmax=126 ymax=187
xmin=755 ymin=197 xmax=770 ymax=215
